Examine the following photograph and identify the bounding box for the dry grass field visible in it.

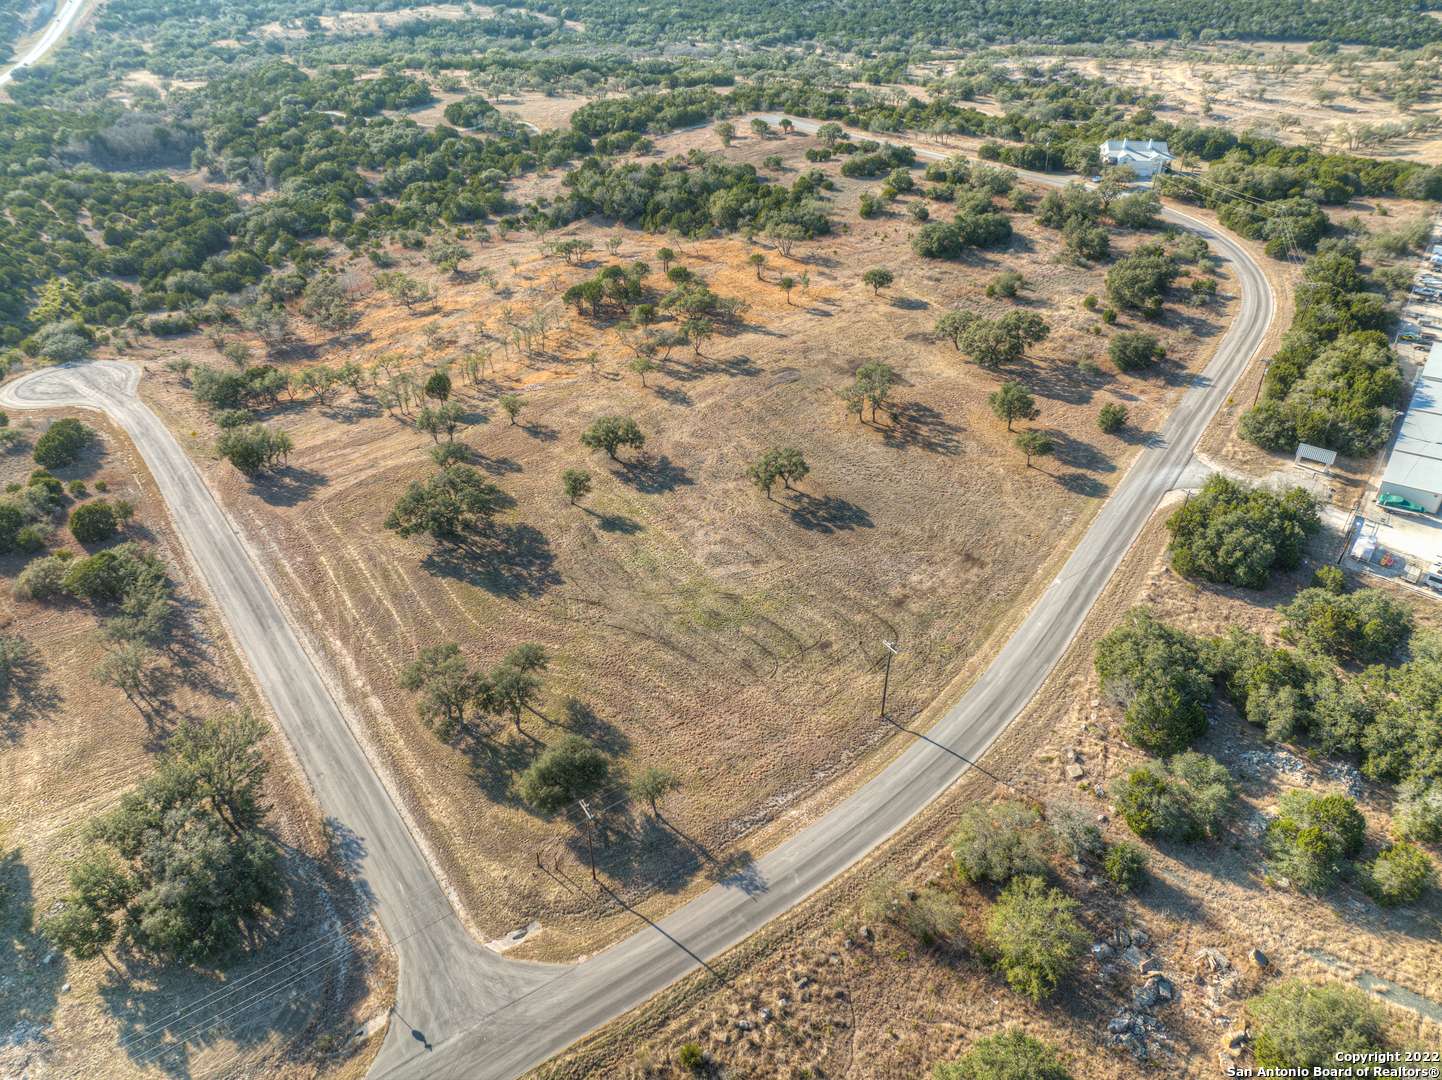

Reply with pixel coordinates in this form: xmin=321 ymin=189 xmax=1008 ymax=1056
xmin=534 ymin=506 xmax=1442 ymax=1080
xmin=120 ymin=123 xmax=1236 ymax=961
xmin=1002 ymin=45 xmax=1442 ymax=164
xmin=0 ymin=413 xmax=388 ymax=1079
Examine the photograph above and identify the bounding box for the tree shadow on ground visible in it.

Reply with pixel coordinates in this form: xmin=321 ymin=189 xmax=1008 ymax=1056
xmin=652 ymin=385 xmax=694 ymax=407
xmin=1054 ymin=471 xmax=1110 ymax=497
xmin=99 ymin=833 xmax=380 ymax=1079
xmin=889 ymin=296 xmax=929 ymax=311
xmin=591 ymin=512 xmax=643 ymax=534
xmin=707 ymin=849 xmax=767 ymax=897
xmin=157 ymin=595 xmax=236 ymax=703
xmin=520 ymin=421 xmax=559 ymax=443
xmin=783 ymin=491 xmax=873 ymax=533
xmin=420 ymin=523 xmax=560 ymax=599
xmin=252 ymin=465 xmax=328 ymax=508
xmin=319 ymin=400 xmax=383 ymax=425
xmin=1048 ymin=430 xmax=1115 ymax=474
xmin=619 ymin=453 xmax=694 ymax=495
xmin=556 ymin=697 xmax=631 ymax=755
xmin=0 ymin=646 xmax=58 ymax=743
xmin=882 ymin=401 xmax=964 ymax=455
xmin=466 ymin=733 xmax=539 ymax=806
xmin=1118 ymin=425 xmax=1165 ymax=449
xmin=569 ymin=811 xmax=708 ymax=895
xmin=0 ymin=846 xmax=66 ymax=1053
xmin=1007 ymin=356 xmax=1099 ymax=406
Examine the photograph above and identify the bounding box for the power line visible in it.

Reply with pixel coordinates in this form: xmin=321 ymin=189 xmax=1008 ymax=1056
xmin=113 ymin=888 xmax=458 ymax=1076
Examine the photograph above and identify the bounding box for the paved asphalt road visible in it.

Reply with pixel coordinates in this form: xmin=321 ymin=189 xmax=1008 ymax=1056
xmin=1 ymin=120 xmax=1274 ymax=1079
xmin=0 ymin=0 xmax=87 ymax=85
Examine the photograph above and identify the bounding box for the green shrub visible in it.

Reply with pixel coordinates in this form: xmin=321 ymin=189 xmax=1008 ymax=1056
xmin=1281 ymin=587 xmax=1412 ymax=664
xmin=950 ymin=801 xmax=1051 ymax=884
xmin=985 ymin=271 xmax=1025 ymax=299
xmin=1249 ymin=980 xmax=1386 ymax=1070
xmin=1266 ymin=791 xmax=1366 ymax=893
xmin=1394 ymin=777 xmax=1442 ymax=843
xmin=676 ymin=1042 xmax=706 ymax=1072
xmin=14 ymin=555 xmax=69 ymax=602
xmin=1105 ymin=243 xmax=1179 ymax=315
xmin=1102 ymin=842 xmax=1148 ymax=892
xmin=1363 ymin=842 xmax=1433 ymax=906
xmin=1311 ymin=565 xmax=1346 ymax=594
xmin=518 ymin=736 xmax=610 ymax=813
xmin=1046 ymin=800 xmax=1103 ymax=861
xmin=1097 ymin=403 xmax=1129 ymax=434
xmin=985 ymin=876 xmax=1086 ymax=1002
xmin=147 ymin=312 xmax=196 ymax=336
xmin=1094 ymin=609 xmax=1212 ymax=754
xmin=1113 ymin=752 xmax=1235 ymax=842
xmin=1166 ymin=475 xmax=1320 ymax=589
xmin=1109 ymin=332 xmax=1163 ymax=372
xmin=33 ymin=418 xmax=94 ymax=469
xmin=931 ymin=1030 xmax=1073 ymax=1080
xmin=69 ymin=500 xmax=120 ymax=544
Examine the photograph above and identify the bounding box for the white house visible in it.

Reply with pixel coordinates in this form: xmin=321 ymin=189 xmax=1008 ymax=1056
xmin=1098 ymin=138 xmax=1174 ymax=180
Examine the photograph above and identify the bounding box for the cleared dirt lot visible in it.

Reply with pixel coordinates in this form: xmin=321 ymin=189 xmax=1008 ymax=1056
xmin=0 ymin=413 xmax=388 ymax=1079
xmin=534 ymin=505 xmax=1442 ymax=1079
xmin=125 ymin=124 xmax=1236 ymax=961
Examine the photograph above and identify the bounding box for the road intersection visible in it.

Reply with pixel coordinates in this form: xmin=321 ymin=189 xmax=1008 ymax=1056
xmin=1 ymin=123 xmax=1275 ymax=1079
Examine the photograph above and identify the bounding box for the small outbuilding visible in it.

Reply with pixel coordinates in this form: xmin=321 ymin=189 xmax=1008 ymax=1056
xmin=1098 ymin=139 xmax=1174 ymax=180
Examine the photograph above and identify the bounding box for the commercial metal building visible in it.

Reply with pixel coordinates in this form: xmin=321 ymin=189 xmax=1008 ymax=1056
xmin=1379 ymin=343 xmax=1442 ymax=513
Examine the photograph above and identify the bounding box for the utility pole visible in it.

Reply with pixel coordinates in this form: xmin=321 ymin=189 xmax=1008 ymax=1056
xmin=879 ymin=639 xmax=900 ymax=720
xmin=579 ymin=799 xmax=597 ymax=882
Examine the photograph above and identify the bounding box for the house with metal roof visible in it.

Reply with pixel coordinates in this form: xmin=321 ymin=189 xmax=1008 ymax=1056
xmin=1098 ymin=139 xmax=1174 ymax=180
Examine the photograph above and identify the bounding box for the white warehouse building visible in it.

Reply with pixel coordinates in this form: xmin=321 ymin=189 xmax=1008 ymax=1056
xmin=1098 ymin=138 xmax=1174 ymax=180
xmin=1378 ymin=343 xmax=1442 ymax=514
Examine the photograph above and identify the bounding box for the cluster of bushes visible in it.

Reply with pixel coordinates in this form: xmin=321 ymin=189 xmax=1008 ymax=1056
xmin=33 ymin=418 xmax=93 ymax=469
xmin=1113 ymin=752 xmax=1235 ymax=841
xmin=42 ymin=712 xmax=281 ymax=965
xmin=1240 ymin=244 xmax=1401 ymax=457
xmin=1095 ymin=608 xmax=1214 ymax=754
xmin=192 ymin=364 xmax=288 ymax=413
xmin=1165 ymin=475 xmax=1320 ymax=589
xmin=556 ymin=154 xmax=831 ymax=239
xmin=1099 ymin=592 xmax=1440 ymax=789
xmin=0 ymin=469 xmax=68 ymax=555
xmin=1095 ymin=592 xmax=1437 ymax=904
xmin=216 ymin=424 xmax=294 ymax=476
xmin=1105 ymin=243 xmax=1180 ymax=317
xmin=838 ymin=142 xmax=916 ymax=178
xmin=1218 ymin=196 xmax=1329 ymax=259
xmin=16 ymin=541 xmax=172 ymax=645
xmin=911 ymin=192 xmax=1013 ymax=259
xmin=563 ymin=262 xmax=650 ymax=319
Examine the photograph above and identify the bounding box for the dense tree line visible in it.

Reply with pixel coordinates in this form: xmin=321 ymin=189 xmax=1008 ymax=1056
xmin=1240 ymin=243 xmax=1403 ymax=457
xmin=529 ymin=0 xmax=1442 ymax=49
xmin=1097 ymin=594 xmax=1441 ymax=789
xmin=554 ymin=153 xmax=832 ymax=238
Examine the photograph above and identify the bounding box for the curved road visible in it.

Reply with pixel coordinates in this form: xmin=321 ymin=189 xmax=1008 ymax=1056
xmin=2 ymin=127 xmax=1273 ymax=1079
xmin=0 ymin=0 xmax=87 ymax=85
